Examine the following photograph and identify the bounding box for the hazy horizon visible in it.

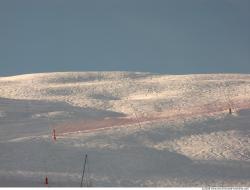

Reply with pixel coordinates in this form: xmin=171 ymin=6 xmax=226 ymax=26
xmin=2 ymin=70 xmax=250 ymax=78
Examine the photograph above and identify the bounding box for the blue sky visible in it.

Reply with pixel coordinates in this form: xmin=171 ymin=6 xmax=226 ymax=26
xmin=0 ymin=0 xmax=249 ymax=76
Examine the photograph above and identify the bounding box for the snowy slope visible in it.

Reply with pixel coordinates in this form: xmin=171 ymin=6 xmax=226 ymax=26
xmin=0 ymin=72 xmax=250 ymax=187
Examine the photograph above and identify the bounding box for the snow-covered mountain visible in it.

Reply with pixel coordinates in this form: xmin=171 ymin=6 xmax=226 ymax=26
xmin=0 ymin=72 xmax=250 ymax=186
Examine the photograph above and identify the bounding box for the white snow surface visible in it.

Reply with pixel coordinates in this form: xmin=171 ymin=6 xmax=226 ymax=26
xmin=0 ymin=72 xmax=250 ymax=187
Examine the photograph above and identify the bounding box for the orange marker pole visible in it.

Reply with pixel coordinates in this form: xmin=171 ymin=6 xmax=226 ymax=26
xmin=53 ymin=129 xmax=56 ymax=141
xmin=45 ymin=176 xmax=48 ymax=185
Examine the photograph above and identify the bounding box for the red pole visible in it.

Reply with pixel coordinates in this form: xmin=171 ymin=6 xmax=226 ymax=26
xmin=53 ymin=129 xmax=56 ymax=141
xmin=45 ymin=176 xmax=48 ymax=185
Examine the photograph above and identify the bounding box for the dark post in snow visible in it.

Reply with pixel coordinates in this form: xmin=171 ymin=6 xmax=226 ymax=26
xmin=80 ymin=154 xmax=88 ymax=187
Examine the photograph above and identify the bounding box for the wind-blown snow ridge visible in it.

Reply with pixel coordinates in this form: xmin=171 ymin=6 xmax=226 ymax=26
xmin=1 ymin=72 xmax=250 ymax=134
xmin=1 ymin=72 xmax=250 ymax=115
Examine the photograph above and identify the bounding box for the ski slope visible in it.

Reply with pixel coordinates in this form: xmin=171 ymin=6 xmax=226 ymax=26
xmin=0 ymin=72 xmax=250 ymax=186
